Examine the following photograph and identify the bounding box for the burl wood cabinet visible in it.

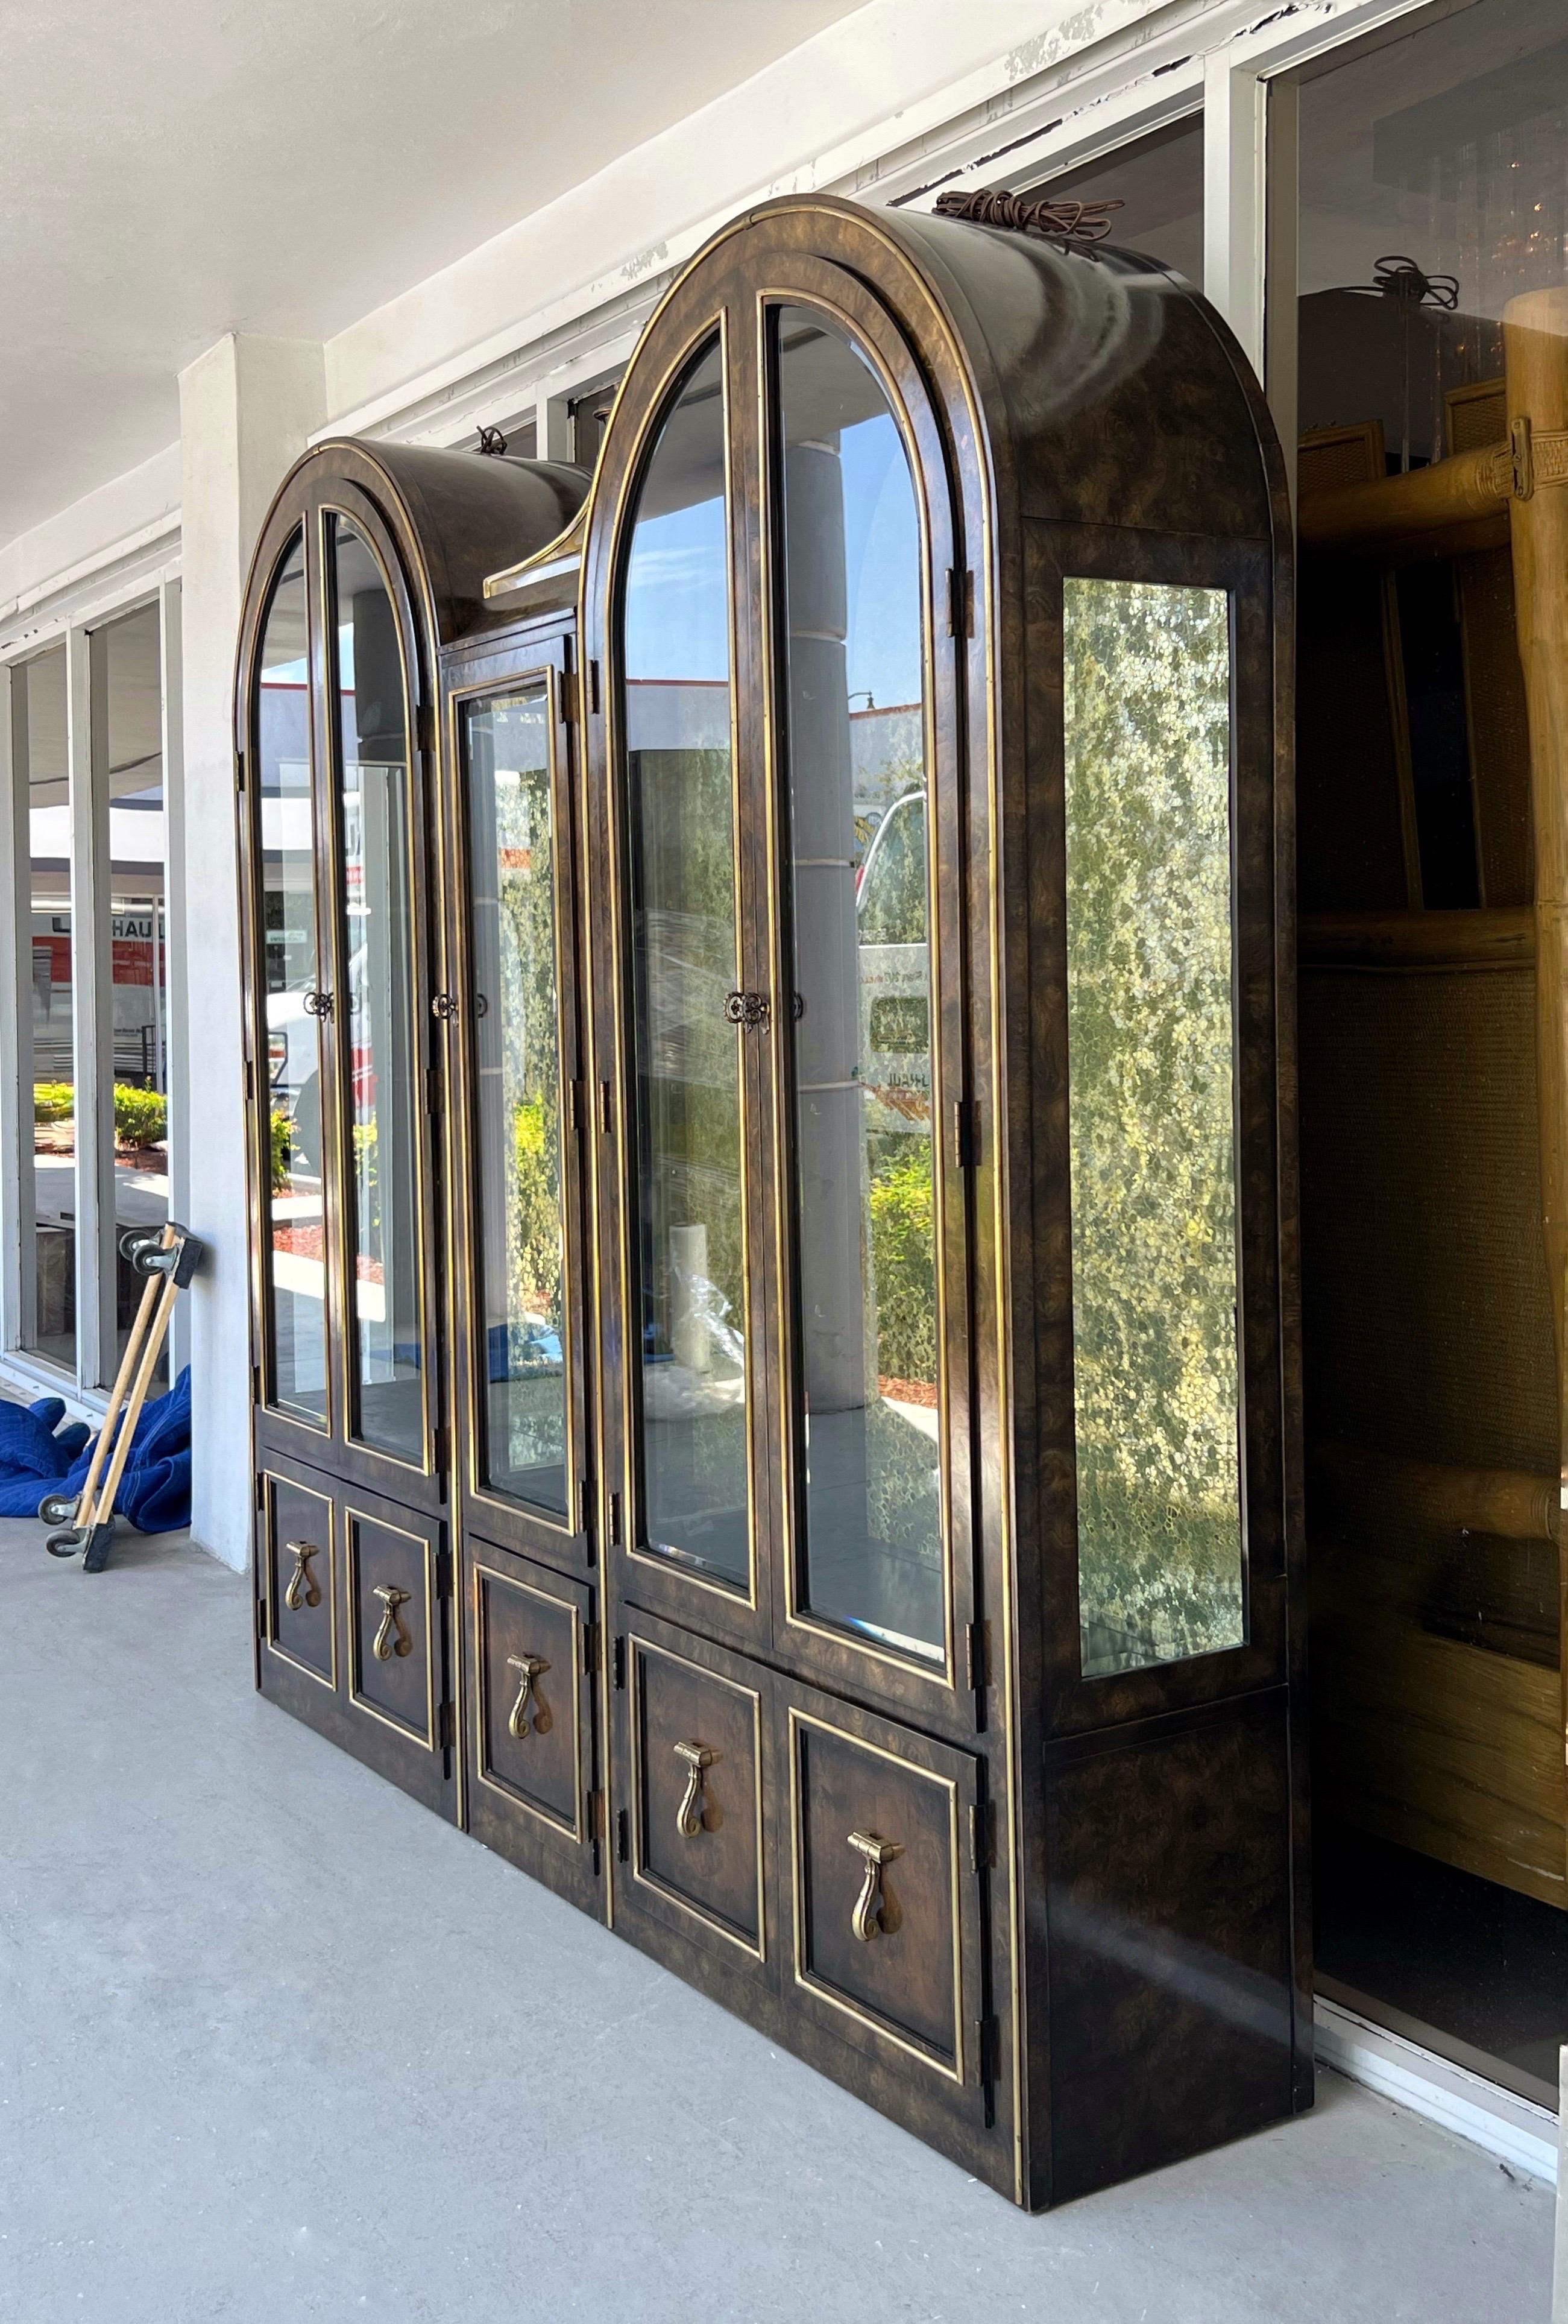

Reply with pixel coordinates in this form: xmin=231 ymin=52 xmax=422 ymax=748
xmin=236 ymin=193 xmax=1305 ymax=2208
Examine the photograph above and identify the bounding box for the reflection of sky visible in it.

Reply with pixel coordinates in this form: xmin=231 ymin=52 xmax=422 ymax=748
xmin=622 ymin=412 xmax=923 ymax=708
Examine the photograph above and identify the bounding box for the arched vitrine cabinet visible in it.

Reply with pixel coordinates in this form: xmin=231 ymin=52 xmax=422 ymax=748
xmin=236 ymin=441 xmax=588 ymax=1822
xmin=578 ymin=197 xmax=1302 ymax=2206
xmin=236 ymin=194 xmax=1302 ymax=2208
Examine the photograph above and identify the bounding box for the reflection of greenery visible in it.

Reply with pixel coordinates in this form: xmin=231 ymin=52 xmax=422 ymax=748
xmin=113 ymin=1085 xmax=167 ymax=1148
xmin=1063 ymin=579 xmax=1244 ymax=1674
xmin=868 ymin=1141 xmax=936 ymax=1386
xmin=496 ymin=766 xmax=564 ymax=1334
xmin=511 ymin=1096 xmax=562 ymax=1324
xmin=269 ymin=1108 xmax=292 ymax=1195
xmin=34 ymin=1082 xmax=74 ymax=1123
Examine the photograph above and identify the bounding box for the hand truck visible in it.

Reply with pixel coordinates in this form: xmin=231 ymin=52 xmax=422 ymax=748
xmin=43 ymin=1219 xmax=203 ymax=1572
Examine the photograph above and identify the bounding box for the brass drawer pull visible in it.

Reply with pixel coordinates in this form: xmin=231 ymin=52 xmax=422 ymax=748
xmin=673 ymin=1741 xmax=717 ymax=1838
xmin=283 ymin=1538 xmax=322 ymax=1612
xmin=371 ymin=1584 xmax=414 ymax=1662
xmin=848 ymin=1830 xmax=904 ymax=1942
xmin=505 ymin=1653 xmax=549 ymax=1739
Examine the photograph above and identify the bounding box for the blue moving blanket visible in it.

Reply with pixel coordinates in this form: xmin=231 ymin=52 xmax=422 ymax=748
xmin=0 ymin=1365 xmax=192 ymax=1527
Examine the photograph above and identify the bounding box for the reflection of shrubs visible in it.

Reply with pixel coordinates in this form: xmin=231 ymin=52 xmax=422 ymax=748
xmin=113 ymin=1085 xmax=167 ymax=1148
xmin=34 ymin=1082 xmax=74 ymax=1123
xmin=869 ymin=1142 xmax=937 ymax=1386
xmin=511 ymin=1097 xmax=562 ymax=1322
xmin=269 ymin=1110 xmax=292 ymax=1194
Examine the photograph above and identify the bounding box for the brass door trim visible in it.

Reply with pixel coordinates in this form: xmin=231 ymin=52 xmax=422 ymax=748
xmin=260 ymin=1472 xmax=338 ymax=1693
xmin=628 ymin=1635 xmax=766 ymax=1963
xmin=318 ymin=494 xmax=438 ymax=1485
xmin=471 ymin=1557 xmax=584 ymax=1842
xmin=344 ymin=1503 xmax=438 ymax=1751
xmin=593 ymin=309 xmax=763 ymax=1620
xmin=242 ymin=520 xmax=335 ymax=1445
xmin=446 ymin=664 xmax=586 ymax=1547
xmin=753 ymin=274 xmax=963 ymax=1697
xmin=786 ymin=1706 xmax=966 ymax=2085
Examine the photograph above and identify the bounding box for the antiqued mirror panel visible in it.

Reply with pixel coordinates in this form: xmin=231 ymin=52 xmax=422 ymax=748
xmin=461 ymin=686 xmax=570 ymax=1518
xmin=1063 ymin=577 xmax=1245 ymax=1678
xmin=331 ymin=517 xmax=424 ymax=1464
xmin=622 ymin=338 xmax=751 ymax=1588
xmin=256 ymin=532 xmax=327 ymax=1424
xmin=775 ymin=307 xmax=943 ymax=1664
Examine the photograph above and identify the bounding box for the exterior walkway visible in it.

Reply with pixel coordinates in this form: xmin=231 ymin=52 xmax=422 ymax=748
xmin=1 ymin=1520 xmax=1555 ymax=2323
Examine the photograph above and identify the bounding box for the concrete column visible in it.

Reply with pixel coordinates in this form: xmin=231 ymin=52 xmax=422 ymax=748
xmin=178 ymin=335 xmax=324 ymax=1570
xmin=786 ymin=436 xmax=866 ymax=1418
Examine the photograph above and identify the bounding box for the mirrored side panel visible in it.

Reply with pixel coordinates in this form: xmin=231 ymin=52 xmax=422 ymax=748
xmin=461 ymin=686 xmax=570 ymax=1518
xmin=330 ymin=517 xmax=426 ymax=1465
xmin=774 ymin=307 xmax=944 ymax=1666
xmin=622 ymin=338 xmax=752 ymax=1591
xmin=1062 ymin=578 xmax=1245 ymax=1678
xmin=255 ymin=533 xmax=328 ymax=1426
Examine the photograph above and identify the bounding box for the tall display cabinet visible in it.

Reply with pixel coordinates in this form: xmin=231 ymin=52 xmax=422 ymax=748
xmin=236 ymin=194 xmax=1304 ymax=2209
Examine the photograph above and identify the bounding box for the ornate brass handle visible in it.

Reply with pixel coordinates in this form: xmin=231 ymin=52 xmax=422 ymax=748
xmin=371 ymin=1584 xmax=413 ymax=1662
xmin=848 ymin=1830 xmax=904 ymax=1942
xmin=505 ymin=1653 xmax=549 ymax=1739
xmin=673 ymin=1741 xmax=717 ymax=1838
xmin=283 ymin=1538 xmax=322 ymax=1612
xmin=302 ymin=988 xmax=333 ymax=1019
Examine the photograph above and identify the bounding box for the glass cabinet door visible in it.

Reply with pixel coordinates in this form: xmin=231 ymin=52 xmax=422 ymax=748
xmin=771 ymin=308 xmax=948 ymax=1669
xmin=459 ymin=681 xmax=573 ymax=1523
xmin=620 ymin=338 xmax=755 ymax=1596
xmin=328 ymin=516 xmax=427 ymax=1466
xmin=255 ymin=531 xmax=329 ymax=1429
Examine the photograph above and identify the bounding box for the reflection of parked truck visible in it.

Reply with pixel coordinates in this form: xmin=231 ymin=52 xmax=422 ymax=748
xmin=855 ymin=787 xmax=931 ymax=1115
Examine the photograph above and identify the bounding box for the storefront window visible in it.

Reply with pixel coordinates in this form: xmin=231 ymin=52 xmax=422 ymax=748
xmin=13 ymin=645 xmax=75 ymax=1371
xmin=95 ymin=601 xmax=169 ymax=1384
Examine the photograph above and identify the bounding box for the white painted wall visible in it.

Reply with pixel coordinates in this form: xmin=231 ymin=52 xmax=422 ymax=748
xmin=178 ymin=335 xmax=324 ymax=1570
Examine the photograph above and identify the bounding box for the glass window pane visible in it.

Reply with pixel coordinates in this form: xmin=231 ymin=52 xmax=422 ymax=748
xmin=1037 ymin=113 xmax=1204 ymax=289
xmin=99 ymin=602 xmax=169 ymax=1386
xmin=13 ymin=645 xmax=75 ymax=1371
xmin=623 ymin=338 xmax=749 ymax=1587
xmin=463 ymin=687 xmax=569 ymax=1517
xmin=257 ymin=534 xmax=327 ymax=1424
xmin=1063 ymin=578 xmax=1244 ymax=1678
xmin=332 ymin=519 xmax=424 ymax=1462
xmin=776 ymin=308 xmax=943 ymax=1663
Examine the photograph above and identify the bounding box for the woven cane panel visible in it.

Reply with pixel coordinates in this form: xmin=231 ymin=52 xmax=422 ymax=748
xmin=1299 ymin=962 xmax=1555 ymax=1477
xmin=1446 ymin=377 xmax=1505 ymax=456
xmin=1457 ymin=545 xmax=1533 ymax=907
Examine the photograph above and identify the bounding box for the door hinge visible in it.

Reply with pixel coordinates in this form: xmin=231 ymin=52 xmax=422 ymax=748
xmin=608 ymin=1491 xmax=623 ymax=1549
xmin=597 ymin=1079 xmax=614 ymax=1136
xmin=976 ymin=2013 xmax=1001 ymax=2087
xmin=954 ymin=1099 xmax=980 ymax=1172
xmin=254 ymin=1470 xmax=266 ymax=1512
xmin=947 ymin=567 xmax=975 ymax=639
xmin=616 ymin=1806 xmax=630 ymax=1862
xmin=254 ymin=1591 xmax=268 ymax=1638
xmin=584 ymin=1621 xmax=600 ymax=1676
xmin=251 ymin=1363 xmax=262 ymax=1407
xmin=969 ymin=1798 xmax=996 ymax=1872
xmin=244 ymin=1056 xmax=256 ymax=1105
xmin=435 ymin=1544 xmax=454 ymax=1599
xmin=612 ymin=1634 xmax=627 ymax=1691
xmin=965 ymin=1618 xmax=990 ymax=1691
xmin=590 ymin=659 xmax=602 ymax=716
xmin=588 ymin=1787 xmax=606 ymax=1842
xmin=433 ymin=1426 xmax=450 ymax=1480
xmin=235 ymin=748 xmax=247 ymax=792
xmin=438 ymin=1700 xmax=456 ymax=1749
xmin=568 ymin=1079 xmax=587 ymax=1133
xmin=417 ymin=701 xmax=435 ymax=757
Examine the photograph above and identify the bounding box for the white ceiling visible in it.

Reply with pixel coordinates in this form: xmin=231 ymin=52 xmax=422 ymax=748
xmin=0 ymin=0 xmax=865 ymax=546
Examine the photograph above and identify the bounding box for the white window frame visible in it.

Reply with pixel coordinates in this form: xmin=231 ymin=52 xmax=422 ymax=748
xmin=0 ymin=570 xmax=185 ymax=1414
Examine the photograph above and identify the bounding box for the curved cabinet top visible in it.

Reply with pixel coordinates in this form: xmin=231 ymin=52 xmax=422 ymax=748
xmin=579 ymin=192 xmax=1286 ymax=596
xmin=238 ymin=438 xmax=590 ymax=724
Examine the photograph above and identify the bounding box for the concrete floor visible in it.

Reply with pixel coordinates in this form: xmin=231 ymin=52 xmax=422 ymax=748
xmin=0 ymin=1522 xmax=1556 ymax=2324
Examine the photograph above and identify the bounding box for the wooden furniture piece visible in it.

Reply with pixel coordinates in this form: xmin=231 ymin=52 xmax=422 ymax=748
xmin=236 ymin=195 xmax=1305 ymax=2208
xmin=1297 ymin=294 xmax=1568 ymax=1911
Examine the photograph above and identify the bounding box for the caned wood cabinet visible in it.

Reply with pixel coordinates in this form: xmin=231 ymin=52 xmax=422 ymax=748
xmin=236 ymin=195 xmax=1304 ymax=2207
